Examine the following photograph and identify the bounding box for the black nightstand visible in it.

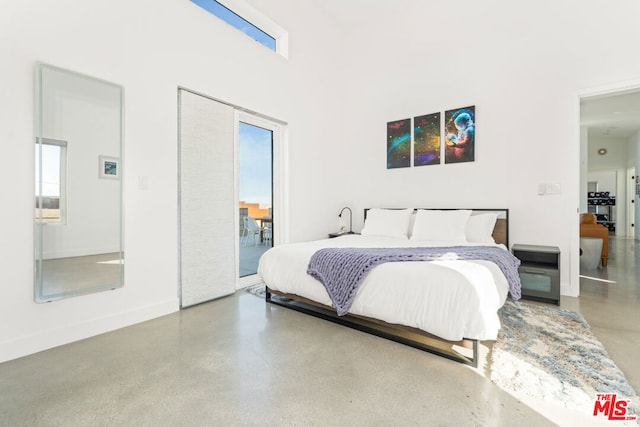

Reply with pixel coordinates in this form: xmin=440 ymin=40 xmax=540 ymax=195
xmin=512 ymin=244 xmax=560 ymax=305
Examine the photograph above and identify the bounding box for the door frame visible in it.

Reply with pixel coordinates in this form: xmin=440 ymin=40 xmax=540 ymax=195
xmin=177 ymin=86 xmax=288 ymax=295
xmin=627 ymin=167 xmax=636 ymax=238
xmin=578 ymin=78 xmax=640 ymax=296
xmin=236 ymin=111 xmax=288 ymax=289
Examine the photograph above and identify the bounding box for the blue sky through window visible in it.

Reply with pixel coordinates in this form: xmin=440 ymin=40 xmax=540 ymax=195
xmin=239 ymin=122 xmax=272 ymax=208
xmin=190 ymin=0 xmax=276 ymax=50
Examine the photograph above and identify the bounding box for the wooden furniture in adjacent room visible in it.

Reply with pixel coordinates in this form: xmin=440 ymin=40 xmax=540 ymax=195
xmin=579 ymin=213 xmax=609 ymax=267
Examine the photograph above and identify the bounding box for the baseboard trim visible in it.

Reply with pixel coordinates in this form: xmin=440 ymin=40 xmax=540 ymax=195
xmin=0 ymin=298 xmax=179 ymax=364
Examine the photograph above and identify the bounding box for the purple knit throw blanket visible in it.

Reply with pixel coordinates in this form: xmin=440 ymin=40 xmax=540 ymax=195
xmin=307 ymin=246 xmax=521 ymax=316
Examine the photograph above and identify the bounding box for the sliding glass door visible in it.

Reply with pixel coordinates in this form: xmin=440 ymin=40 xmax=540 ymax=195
xmin=179 ymin=88 xmax=286 ymax=299
xmin=238 ymin=119 xmax=273 ymax=277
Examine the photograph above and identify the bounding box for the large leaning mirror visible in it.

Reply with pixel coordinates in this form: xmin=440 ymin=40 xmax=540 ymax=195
xmin=35 ymin=63 xmax=124 ymax=303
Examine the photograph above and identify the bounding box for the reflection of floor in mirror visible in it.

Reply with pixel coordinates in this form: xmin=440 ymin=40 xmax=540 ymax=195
xmin=40 ymin=252 xmax=123 ymax=295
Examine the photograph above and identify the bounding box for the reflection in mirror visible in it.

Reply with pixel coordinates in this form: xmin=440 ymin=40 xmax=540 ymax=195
xmin=35 ymin=64 xmax=124 ymax=302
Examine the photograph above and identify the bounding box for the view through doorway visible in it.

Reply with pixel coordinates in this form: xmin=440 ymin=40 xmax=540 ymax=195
xmin=239 ymin=120 xmax=273 ymax=277
xmin=579 ymin=87 xmax=640 ymax=295
xmin=581 ymin=89 xmax=640 ymax=241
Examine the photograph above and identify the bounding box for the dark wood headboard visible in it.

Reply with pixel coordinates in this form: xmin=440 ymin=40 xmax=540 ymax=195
xmin=363 ymin=208 xmax=509 ymax=247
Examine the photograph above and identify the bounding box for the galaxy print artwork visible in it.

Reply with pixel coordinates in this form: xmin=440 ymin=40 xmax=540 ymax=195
xmin=387 ymin=118 xmax=411 ymax=169
xmin=413 ymin=113 xmax=441 ymax=166
xmin=444 ymin=106 xmax=475 ymax=164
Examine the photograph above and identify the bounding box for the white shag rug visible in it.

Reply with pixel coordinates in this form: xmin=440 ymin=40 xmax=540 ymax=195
xmin=489 ymin=300 xmax=639 ymax=425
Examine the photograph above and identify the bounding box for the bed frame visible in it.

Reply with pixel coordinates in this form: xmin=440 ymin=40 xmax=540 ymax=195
xmin=265 ymin=208 xmax=509 ymax=368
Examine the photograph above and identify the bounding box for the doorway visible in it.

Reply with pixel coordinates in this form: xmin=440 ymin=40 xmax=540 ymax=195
xmin=579 ymin=87 xmax=640 ymax=298
xmin=236 ymin=111 xmax=285 ymax=289
xmin=178 ymin=88 xmax=286 ymax=305
xmin=238 ymin=119 xmax=274 ymax=278
xmin=580 ymin=89 xmax=640 ymax=239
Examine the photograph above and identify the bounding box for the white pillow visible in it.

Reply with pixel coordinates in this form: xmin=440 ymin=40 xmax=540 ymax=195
xmin=466 ymin=213 xmax=498 ymax=244
xmin=410 ymin=209 xmax=472 ymax=242
xmin=361 ymin=208 xmax=413 ymax=239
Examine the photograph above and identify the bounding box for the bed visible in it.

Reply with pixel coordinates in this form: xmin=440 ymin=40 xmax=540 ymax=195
xmin=257 ymin=208 xmax=518 ymax=367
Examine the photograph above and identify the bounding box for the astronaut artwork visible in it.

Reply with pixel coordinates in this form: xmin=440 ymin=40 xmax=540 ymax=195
xmin=444 ymin=105 xmax=475 ymax=164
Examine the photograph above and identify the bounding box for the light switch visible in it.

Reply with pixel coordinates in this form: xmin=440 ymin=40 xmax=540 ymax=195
xmin=539 ymin=182 xmax=560 ymax=195
xmin=138 ymin=175 xmax=149 ymax=191
xmin=545 ymin=183 xmax=560 ymax=194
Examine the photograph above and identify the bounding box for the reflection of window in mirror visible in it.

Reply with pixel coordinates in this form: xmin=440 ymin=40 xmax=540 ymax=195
xmin=35 ymin=138 xmax=67 ymax=224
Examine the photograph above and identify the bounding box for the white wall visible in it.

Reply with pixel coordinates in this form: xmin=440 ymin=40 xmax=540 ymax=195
xmin=0 ymin=0 xmax=346 ymax=362
xmin=334 ymin=0 xmax=640 ymax=297
xmin=587 ymin=171 xmax=616 ymax=195
xmin=579 ymin=127 xmax=589 ymax=213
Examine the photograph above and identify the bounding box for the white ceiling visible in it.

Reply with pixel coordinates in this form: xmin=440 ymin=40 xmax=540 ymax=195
xmin=581 ymin=90 xmax=640 ymax=139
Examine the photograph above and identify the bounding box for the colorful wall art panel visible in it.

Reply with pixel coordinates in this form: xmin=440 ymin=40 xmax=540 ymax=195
xmin=387 ymin=118 xmax=411 ymax=169
xmin=413 ymin=113 xmax=441 ymax=166
xmin=444 ymin=105 xmax=475 ymax=164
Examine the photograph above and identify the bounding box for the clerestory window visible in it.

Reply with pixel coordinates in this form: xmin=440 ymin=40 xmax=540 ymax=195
xmin=189 ymin=0 xmax=288 ymax=57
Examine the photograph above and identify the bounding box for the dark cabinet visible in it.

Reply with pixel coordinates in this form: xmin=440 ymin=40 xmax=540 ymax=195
xmin=512 ymin=244 xmax=560 ymax=305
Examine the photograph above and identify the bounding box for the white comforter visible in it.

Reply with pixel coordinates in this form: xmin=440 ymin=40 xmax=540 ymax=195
xmin=257 ymin=235 xmax=510 ymax=341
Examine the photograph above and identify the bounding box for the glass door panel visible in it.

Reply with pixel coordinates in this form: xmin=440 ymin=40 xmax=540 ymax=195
xmin=239 ymin=121 xmax=273 ymax=277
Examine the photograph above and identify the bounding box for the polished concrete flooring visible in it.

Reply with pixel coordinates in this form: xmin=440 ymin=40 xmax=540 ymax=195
xmin=573 ymin=236 xmax=640 ymax=393
xmin=0 ymin=238 xmax=637 ymax=426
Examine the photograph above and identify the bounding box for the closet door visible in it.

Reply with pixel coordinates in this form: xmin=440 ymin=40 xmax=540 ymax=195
xmin=179 ymin=89 xmax=236 ymax=307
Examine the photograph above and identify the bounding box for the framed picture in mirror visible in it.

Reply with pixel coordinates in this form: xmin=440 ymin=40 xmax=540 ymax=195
xmin=99 ymin=155 xmax=120 ymax=179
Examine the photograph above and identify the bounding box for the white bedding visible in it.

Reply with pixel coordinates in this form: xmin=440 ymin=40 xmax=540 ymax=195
xmin=257 ymin=235 xmax=510 ymax=341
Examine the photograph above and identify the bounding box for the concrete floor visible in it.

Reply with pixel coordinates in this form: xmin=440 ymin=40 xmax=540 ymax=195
xmin=0 ymin=238 xmax=637 ymax=426
xmin=239 ymin=241 xmax=270 ymax=277
xmin=572 ymin=236 xmax=640 ymax=393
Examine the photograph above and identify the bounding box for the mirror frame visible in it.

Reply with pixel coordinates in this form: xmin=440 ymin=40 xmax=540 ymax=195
xmin=35 ymin=63 xmax=124 ymax=303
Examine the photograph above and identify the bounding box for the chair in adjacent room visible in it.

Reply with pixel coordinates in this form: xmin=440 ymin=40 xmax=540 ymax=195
xmin=579 ymin=213 xmax=609 ymax=267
